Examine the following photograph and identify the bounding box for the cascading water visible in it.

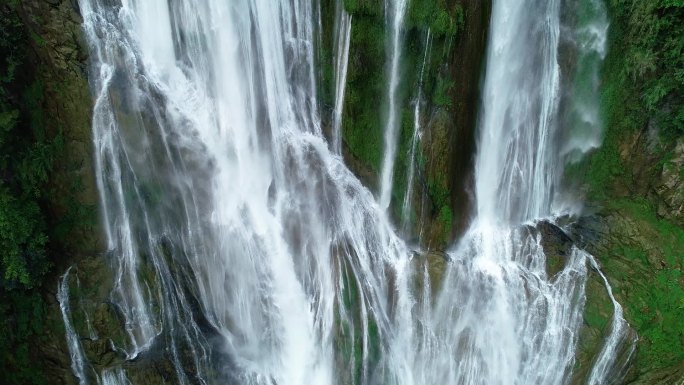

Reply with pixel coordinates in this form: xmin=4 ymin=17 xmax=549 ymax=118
xmin=63 ymin=0 xmax=635 ymax=384
xmin=407 ymin=0 xmax=635 ymax=384
xmin=475 ymin=0 xmax=563 ymax=224
xmin=76 ymin=0 xmax=412 ymax=383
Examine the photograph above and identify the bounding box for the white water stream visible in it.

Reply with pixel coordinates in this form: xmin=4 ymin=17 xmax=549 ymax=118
xmin=62 ymin=0 xmax=635 ymax=384
xmin=379 ymin=0 xmax=408 ymax=211
xmin=401 ymin=30 xmax=431 ymax=235
xmin=331 ymin=0 xmax=352 ymax=155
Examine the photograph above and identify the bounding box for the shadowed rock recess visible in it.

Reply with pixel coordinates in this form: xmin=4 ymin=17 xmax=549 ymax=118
xmin=0 ymin=0 xmax=682 ymax=384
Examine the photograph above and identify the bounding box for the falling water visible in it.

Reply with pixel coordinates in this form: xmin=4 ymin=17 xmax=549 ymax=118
xmin=586 ymin=256 xmax=637 ymax=384
xmin=58 ymin=268 xmax=89 ymax=385
xmin=77 ymin=0 xmax=412 ymax=383
xmin=410 ymin=0 xmax=634 ymax=383
xmin=331 ymin=0 xmax=352 ymax=155
xmin=101 ymin=369 xmax=133 ymax=385
xmin=65 ymin=0 xmax=634 ymax=384
xmin=401 ymin=30 xmax=432 ymax=235
xmin=379 ymin=0 xmax=408 ymax=211
xmin=561 ymin=0 xmax=610 ymax=163
xmin=475 ymin=0 xmax=563 ymax=223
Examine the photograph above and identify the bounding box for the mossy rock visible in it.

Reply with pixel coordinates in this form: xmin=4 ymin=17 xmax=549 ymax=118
xmin=412 ymin=250 xmax=448 ymax=298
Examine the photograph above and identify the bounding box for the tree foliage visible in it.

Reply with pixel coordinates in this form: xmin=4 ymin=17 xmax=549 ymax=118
xmin=0 ymin=3 xmax=56 ymax=289
xmin=610 ymin=0 xmax=684 ymax=137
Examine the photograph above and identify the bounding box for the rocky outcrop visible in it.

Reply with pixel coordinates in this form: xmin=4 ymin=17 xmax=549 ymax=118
xmin=570 ymin=209 xmax=684 ymax=383
xmin=655 ymin=139 xmax=684 ymax=226
xmin=605 ymin=121 xmax=684 ymax=229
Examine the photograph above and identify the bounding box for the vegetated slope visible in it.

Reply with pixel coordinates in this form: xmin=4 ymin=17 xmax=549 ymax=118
xmin=572 ymin=1 xmax=684 ymax=382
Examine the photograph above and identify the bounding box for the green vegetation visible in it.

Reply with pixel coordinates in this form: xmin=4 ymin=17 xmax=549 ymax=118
xmin=339 ymin=0 xmax=466 ymax=246
xmin=432 ymin=75 xmax=454 ymax=107
xmin=343 ymin=0 xmax=384 ymax=16
xmin=573 ymin=0 xmax=684 ymax=375
xmin=334 ymin=260 xmax=384 ymax=385
xmin=407 ymin=0 xmax=464 ymax=38
xmin=0 ymin=291 xmax=50 ymax=385
xmin=0 ymin=4 xmax=67 ymax=384
xmin=342 ymin=16 xmax=386 ymax=174
xmin=577 ymin=1 xmax=684 ymax=195
xmin=0 ymin=2 xmax=57 ymax=289
xmin=601 ymin=198 xmax=684 ymax=370
xmin=609 ymin=0 xmax=684 ymax=139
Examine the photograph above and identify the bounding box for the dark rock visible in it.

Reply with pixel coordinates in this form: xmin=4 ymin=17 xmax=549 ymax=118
xmin=524 ymin=219 xmax=576 ymax=276
xmin=16 ymin=0 xmax=103 ymax=257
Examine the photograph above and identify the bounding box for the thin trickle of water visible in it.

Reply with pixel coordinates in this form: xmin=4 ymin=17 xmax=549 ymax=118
xmin=586 ymin=256 xmax=637 ymax=384
xmin=401 ymin=30 xmax=432 ymax=235
xmin=379 ymin=0 xmax=408 ymax=211
xmin=58 ymin=268 xmax=89 ymax=385
xmin=331 ymin=1 xmax=352 ymax=155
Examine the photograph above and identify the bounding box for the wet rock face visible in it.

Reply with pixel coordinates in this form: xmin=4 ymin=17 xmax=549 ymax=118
xmin=535 ymin=220 xmax=575 ymax=276
xmin=16 ymin=0 xmax=102 ymax=256
xmin=9 ymin=0 xmax=104 ymax=383
xmin=521 ymin=219 xmax=640 ymax=383
xmin=58 ymin=257 xmax=175 ymax=385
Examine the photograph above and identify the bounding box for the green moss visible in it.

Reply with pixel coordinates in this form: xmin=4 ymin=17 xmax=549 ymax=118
xmin=342 ymin=14 xmax=386 ymax=174
xmin=603 ymin=199 xmax=684 ymax=370
xmin=343 ymin=0 xmax=383 ymax=17
xmin=336 ymin=1 xmax=465 ymax=246
xmin=318 ymin=0 xmax=336 ymax=109
xmin=334 ymin=259 xmax=386 ymax=384
xmin=406 ymin=0 xmax=464 ymax=38
xmin=0 ymin=290 xmax=49 ymax=385
xmin=571 ymin=1 xmax=684 ymax=372
xmin=432 ymin=75 xmax=454 ymax=107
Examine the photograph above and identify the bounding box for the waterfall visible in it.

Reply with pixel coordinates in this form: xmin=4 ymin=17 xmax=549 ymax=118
xmin=331 ymin=0 xmax=352 ymax=155
xmin=77 ymin=0 xmax=412 ymax=383
xmin=475 ymin=0 xmax=563 ymax=224
xmin=65 ymin=0 xmax=634 ymax=384
xmin=561 ymin=0 xmax=610 ymax=163
xmin=410 ymin=0 xmax=634 ymax=383
xmin=379 ymin=0 xmax=408 ymax=211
